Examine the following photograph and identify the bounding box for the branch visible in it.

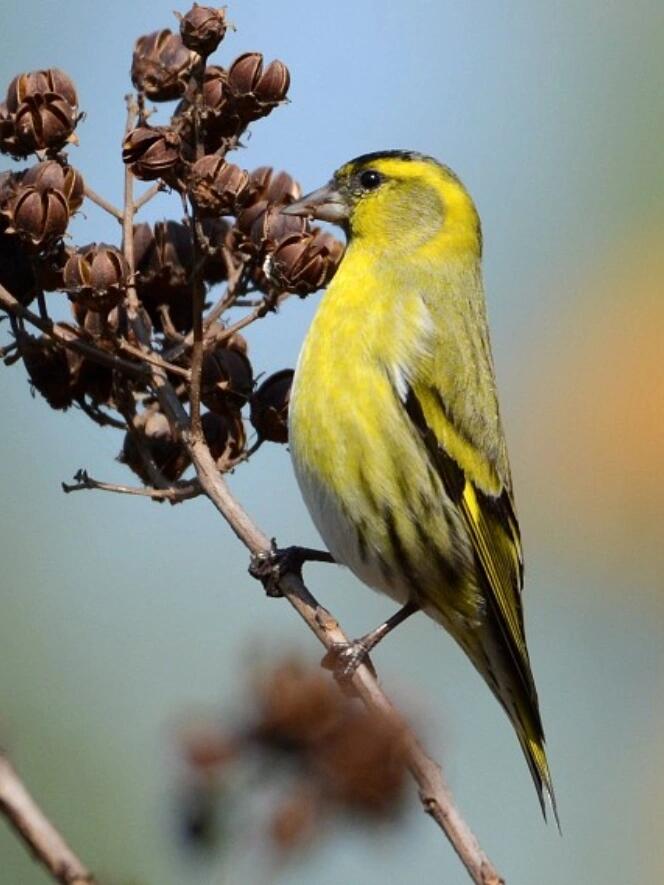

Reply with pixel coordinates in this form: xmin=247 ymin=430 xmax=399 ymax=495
xmin=0 ymin=753 xmax=96 ymax=884
xmin=133 ymin=182 xmax=162 ymax=213
xmin=83 ymin=185 xmax=123 ymax=222
xmin=0 ymin=284 xmax=149 ymax=381
xmin=182 ymin=436 xmax=505 ymax=885
xmin=62 ymin=469 xmax=200 ymax=503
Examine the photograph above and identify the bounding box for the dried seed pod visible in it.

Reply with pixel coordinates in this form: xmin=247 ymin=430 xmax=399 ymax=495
xmin=198 ymin=216 xmax=231 ymax=284
xmin=23 ymin=160 xmax=84 ymax=213
xmin=131 ymin=30 xmax=199 ymax=102
xmin=69 ymin=351 xmax=114 ymax=406
xmin=0 ymin=102 xmax=18 ymax=155
xmin=0 ymin=232 xmax=38 ymax=305
xmin=2 ymin=183 xmax=69 ymax=251
xmin=133 ymin=220 xmax=195 ymax=332
xmin=233 ymin=168 xmax=304 ymax=256
xmin=187 ymin=155 xmax=250 ymax=215
xmin=247 ymin=167 xmax=301 ymax=205
xmin=6 ymin=69 xmax=78 ymax=113
xmin=19 ymin=335 xmax=76 ymax=410
xmin=202 ymin=346 xmax=253 ymax=413
xmin=267 ymin=229 xmax=343 ymax=296
xmin=202 ymin=410 xmax=246 ymax=464
xmin=32 ymin=241 xmax=73 ymax=292
xmin=196 ymin=65 xmax=244 ymax=145
xmin=250 ymin=203 xmax=306 ymax=251
xmin=0 ymin=170 xmax=22 ymax=225
xmin=120 ymin=410 xmax=190 ymax=484
xmin=105 ymin=303 xmax=153 ymax=347
xmin=63 ymin=243 xmax=128 ymax=311
xmin=134 ymin=220 xmax=194 ymax=286
xmin=13 ymin=93 xmax=78 ymax=155
xmin=122 ymin=125 xmax=184 ymax=184
xmin=228 ymin=53 xmax=290 ymax=122
xmin=250 ymin=369 xmax=293 ymax=443
xmin=177 ymin=4 xmax=228 ymax=56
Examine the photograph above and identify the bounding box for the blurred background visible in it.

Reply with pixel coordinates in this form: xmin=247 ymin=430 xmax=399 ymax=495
xmin=1 ymin=0 xmax=662 ymax=882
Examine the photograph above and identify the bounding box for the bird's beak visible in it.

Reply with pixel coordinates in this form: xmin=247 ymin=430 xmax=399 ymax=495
xmin=281 ymin=182 xmax=349 ymax=224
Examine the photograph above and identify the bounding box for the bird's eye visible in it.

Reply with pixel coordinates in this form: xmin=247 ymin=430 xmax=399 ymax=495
xmin=359 ymin=169 xmax=382 ymax=191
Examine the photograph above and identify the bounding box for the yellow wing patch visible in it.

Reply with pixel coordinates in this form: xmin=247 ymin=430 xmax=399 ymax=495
xmin=404 ymin=382 xmax=531 ymax=687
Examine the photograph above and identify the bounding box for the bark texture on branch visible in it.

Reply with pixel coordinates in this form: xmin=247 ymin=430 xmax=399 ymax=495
xmin=0 ymin=753 xmax=96 ymax=884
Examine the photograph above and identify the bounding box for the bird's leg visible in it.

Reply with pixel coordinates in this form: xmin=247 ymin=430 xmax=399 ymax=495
xmin=249 ymin=539 xmax=336 ymax=597
xmin=323 ymin=600 xmax=419 ymax=681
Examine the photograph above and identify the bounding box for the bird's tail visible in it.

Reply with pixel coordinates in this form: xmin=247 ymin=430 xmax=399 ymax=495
xmin=516 ymin=715 xmax=560 ymax=831
xmin=454 ymin=616 xmax=560 ymax=828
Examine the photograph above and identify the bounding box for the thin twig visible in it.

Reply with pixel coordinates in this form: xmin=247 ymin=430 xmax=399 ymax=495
xmin=76 ymin=399 xmax=127 ymax=430
xmin=119 ymin=340 xmax=190 ymax=379
xmin=62 ymin=469 xmax=200 ymax=503
xmin=83 ymin=185 xmax=123 ymax=222
xmin=215 ymin=300 xmax=272 ymax=344
xmin=0 ymin=752 xmax=96 ymax=884
xmin=133 ymin=182 xmax=162 ymax=213
xmin=187 ymin=61 xmax=209 ymax=440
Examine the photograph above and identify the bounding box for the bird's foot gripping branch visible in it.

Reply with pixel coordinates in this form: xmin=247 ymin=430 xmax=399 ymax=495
xmin=0 ymin=4 xmax=504 ymax=885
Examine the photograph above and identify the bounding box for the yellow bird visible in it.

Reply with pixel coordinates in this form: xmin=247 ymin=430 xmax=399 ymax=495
xmin=283 ymin=150 xmax=557 ymax=822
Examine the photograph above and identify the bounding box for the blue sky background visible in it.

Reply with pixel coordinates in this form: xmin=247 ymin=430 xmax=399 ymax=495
xmin=1 ymin=1 xmax=663 ymax=883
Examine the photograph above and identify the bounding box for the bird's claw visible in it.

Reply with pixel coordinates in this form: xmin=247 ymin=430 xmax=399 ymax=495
xmin=321 ymin=639 xmax=377 ymax=684
xmin=248 ymin=540 xmax=307 ymax=598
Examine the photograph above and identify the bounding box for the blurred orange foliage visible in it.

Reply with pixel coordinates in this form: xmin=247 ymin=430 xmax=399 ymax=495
xmin=517 ymin=231 xmax=664 ymax=592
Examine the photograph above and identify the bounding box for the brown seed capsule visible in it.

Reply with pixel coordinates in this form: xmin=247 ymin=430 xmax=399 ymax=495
xmin=68 ymin=350 xmax=114 ymax=407
xmin=196 ymin=65 xmax=244 ymax=145
xmin=120 ymin=410 xmax=191 ymax=485
xmin=198 ymin=216 xmax=232 ymax=284
xmin=0 ymin=232 xmax=38 ymax=305
xmin=2 ymin=184 xmax=69 ymax=251
xmin=0 ymin=102 xmax=18 ymax=155
xmin=0 ymin=170 xmax=21 ymax=224
xmin=233 ymin=168 xmax=303 ymax=255
xmin=202 ymin=410 xmax=246 ymax=464
xmin=187 ymin=155 xmax=250 ymax=215
xmin=19 ymin=335 xmax=76 ymax=410
xmin=177 ymin=4 xmax=228 ymax=56
xmin=250 ymin=204 xmax=306 ymax=251
xmin=228 ymin=53 xmax=290 ymax=122
xmin=6 ymin=69 xmax=78 ymax=113
xmin=122 ymin=125 xmax=183 ymax=183
xmin=23 ymin=160 xmax=84 ymax=213
xmin=202 ymin=346 xmax=253 ymax=413
xmin=133 ymin=220 xmax=195 ymax=332
xmin=249 ymin=167 xmax=301 ymax=205
xmin=267 ymin=229 xmax=343 ymax=296
xmin=250 ymin=369 xmax=294 ymax=443
xmin=32 ymin=241 xmax=73 ymax=292
xmin=64 ymin=243 xmax=128 ymax=311
xmin=131 ymin=30 xmax=199 ymax=102
xmin=14 ymin=93 xmax=78 ymax=155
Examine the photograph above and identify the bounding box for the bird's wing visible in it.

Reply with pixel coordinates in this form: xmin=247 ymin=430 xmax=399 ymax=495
xmin=400 ymin=380 xmax=532 ymax=687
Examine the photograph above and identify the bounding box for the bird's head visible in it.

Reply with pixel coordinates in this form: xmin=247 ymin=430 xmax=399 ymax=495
xmin=283 ymin=150 xmax=482 ymax=258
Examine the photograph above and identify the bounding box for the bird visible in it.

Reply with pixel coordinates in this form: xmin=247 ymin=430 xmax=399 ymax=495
xmin=281 ymin=150 xmax=557 ymax=823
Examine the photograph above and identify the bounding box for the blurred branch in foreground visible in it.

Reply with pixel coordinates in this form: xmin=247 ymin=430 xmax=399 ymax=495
xmin=0 ymin=753 xmax=96 ymax=884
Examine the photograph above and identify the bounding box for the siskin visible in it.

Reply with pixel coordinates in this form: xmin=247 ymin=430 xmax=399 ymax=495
xmin=283 ymin=151 xmax=557 ymax=822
